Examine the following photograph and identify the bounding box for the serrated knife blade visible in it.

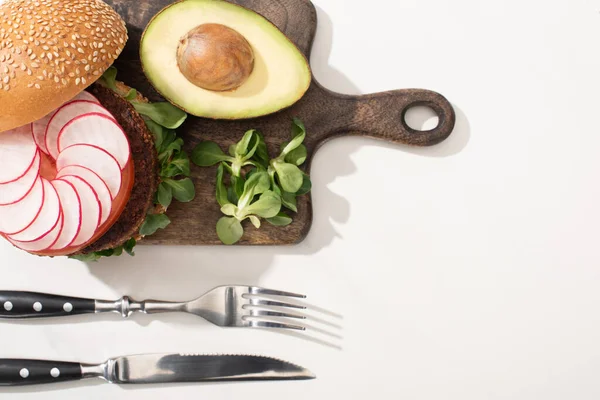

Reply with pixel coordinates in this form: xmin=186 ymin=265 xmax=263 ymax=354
xmin=0 ymin=354 xmax=315 ymax=387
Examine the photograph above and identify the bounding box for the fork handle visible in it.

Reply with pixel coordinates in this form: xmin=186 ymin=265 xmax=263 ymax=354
xmin=0 ymin=291 xmax=96 ymax=319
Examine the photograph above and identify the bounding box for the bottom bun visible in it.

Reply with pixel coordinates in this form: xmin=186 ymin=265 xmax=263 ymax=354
xmin=76 ymin=83 xmax=159 ymax=255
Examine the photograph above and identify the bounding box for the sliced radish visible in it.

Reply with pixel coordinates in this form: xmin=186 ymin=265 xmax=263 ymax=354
xmin=0 ymin=177 xmax=44 ymax=234
xmin=75 ymin=91 xmax=100 ymax=104
xmin=7 ymin=178 xmax=61 ymax=242
xmin=58 ymin=113 xmax=130 ymax=169
xmin=56 ymin=144 xmax=122 ymax=198
xmin=0 ymin=151 xmax=40 ymax=206
xmin=32 ymin=118 xmax=52 ymax=155
xmin=45 ymin=101 xmax=115 ymax=160
xmin=32 ymin=91 xmax=101 ymax=154
xmin=59 ymin=176 xmax=101 ymax=247
xmin=10 ymin=212 xmax=63 ymax=252
xmin=0 ymin=125 xmax=37 ymax=184
xmin=56 ymin=165 xmax=112 ymax=225
xmin=50 ymin=180 xmax=81 ymax=250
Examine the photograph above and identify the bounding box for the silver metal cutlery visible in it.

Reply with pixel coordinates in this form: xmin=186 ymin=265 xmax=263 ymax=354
xmin=0 ymin=353 xmax=315 ymax=386
xmin=0 ymin=286 xmax=308 ymax=330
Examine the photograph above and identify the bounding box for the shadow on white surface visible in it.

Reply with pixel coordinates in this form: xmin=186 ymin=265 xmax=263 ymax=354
xmin=0 ymin=378 xmax=104 ymax=394
xmin=0 ymin=377 xmax=288 ymax=394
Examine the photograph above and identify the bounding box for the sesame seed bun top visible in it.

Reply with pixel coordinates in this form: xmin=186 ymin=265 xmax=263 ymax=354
xmin=0 ymin=0 xmax=127 ymax=132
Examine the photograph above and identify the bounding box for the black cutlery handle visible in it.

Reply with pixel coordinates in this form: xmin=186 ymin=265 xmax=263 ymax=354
xmin=0 ymin=291 xmax=95 ymax=319
xmin=0 ymin=359 xmax=82 ymax=386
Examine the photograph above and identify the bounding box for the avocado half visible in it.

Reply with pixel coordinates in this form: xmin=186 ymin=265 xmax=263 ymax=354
xmin=140 ymin=0 xmax=312 ymax=120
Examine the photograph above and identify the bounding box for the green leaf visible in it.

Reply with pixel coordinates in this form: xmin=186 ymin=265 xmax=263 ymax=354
xmin=124 ymin=88 xmax=138 ymax=101
xmin=132 ymin=101 xmax=187 ymax=129
xmin=145 ymin=120 xmax=166 ymax=151
xmin=161 ymin=151 xmax=190 ymax=177
xmin=71 ymin=237 xmax=137 ymax=261
xmin=159 ymin=137 xmax=183 ymax=164
xmin=285 ymin=144 xmax=307 ymax=166
xmin=96 ymin=248 xmax=117 ymax=257
xmin=123 ymin=238 xmax=137 ymax=256
xmin=281 ymin=118 xmax=306 ymax=156
xmin=281 ymin=190 xmax=298 ymax=212
xmin=248 ymin=215 xmax=261 ymax=229
xmin=238 ymin=171 xmax=270 ymax=209
xmin=192 ymin=141 xmax=233 ymax=167
xmin=246 ymin=167 xmax=258 ymax=180
xmin=267 ymin=212 xmax=293 ymax=226
xmin=235 ymin=130 xmax=255 ymax=158
xmin=252 ymin=131 xmax=270 ymax=168
xmin=157 ymin=182 xmax=173 ymax=208
xmin=221 ymin=203 xmax=238 ymax=217
xmin=231 ymin=174 xmax=245 ymax=201
xmin=216 ymin=164 xmax=230 ymax=207
xmin=296 ymin=173 xmax=312 ymax=196
xmin=163 ymin=178 xmax=195 ymax=203
xmin=216 ymin=216 xmax=244 ymax=245
xmin=228 ymin=144 xmax=237 ymax=157
xmin=140 ymin=213 xmax=171 ymax=236
xmin=292 ymin=117 xmax=306 ymax=139
xmin=69 ymin=253 xmax=102 ymax=262
xmin=227 ymin=186 xmax=239 ymax=205
xmin=273 ymin=161 xmax=304 ymax=193
xmin=100 ymin=66 xmax=118 ymax=90
xmin=158 ymin=130 xmax=176 ymax=153
xmin=244 ymin=190 xmax=281 ymax=218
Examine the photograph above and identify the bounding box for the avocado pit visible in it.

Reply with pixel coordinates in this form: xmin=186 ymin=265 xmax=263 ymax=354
xmin=176 ymin=23 xmax=255 ymax=92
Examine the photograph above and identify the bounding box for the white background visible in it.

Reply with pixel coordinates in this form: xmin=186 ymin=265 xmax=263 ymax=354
xmin=2 ymin=0 xmax=600 ymax=398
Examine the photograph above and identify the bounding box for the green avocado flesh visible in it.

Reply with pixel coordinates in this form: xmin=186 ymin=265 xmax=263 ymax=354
xmin=141 ymin=0 xmax=312 ymax=120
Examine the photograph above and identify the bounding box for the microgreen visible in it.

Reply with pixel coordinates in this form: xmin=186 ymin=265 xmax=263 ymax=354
xmin=192 ymin=118 xmax=312 ymax=245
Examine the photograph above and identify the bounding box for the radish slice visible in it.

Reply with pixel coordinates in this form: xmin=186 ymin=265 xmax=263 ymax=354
xmin=32 ymin=91 xmax=101 ymax=154
xmin=58 ymin=113 xmax=131 ymax=169
xmin=56 ymin=165 xmax=112 ymax=225
xmin=0 ymin=151 xmax=40 ymax=206
xmin=10 ymin=212 xmax=64 ymax=252
xmin=50 ymin=180 xmax=81 ymax=250
xmin=45 ymin=101 xmax=115 ymax=160
xmin=75 ymin=91 xmax=100 ymax=104
xmin=0 ymin=177 xmax=44 ymax=234
xmin=59 ymin=176 xmax=101 ymax=247
xmin=0 ymin=125 xmax=37 ymax=184
xmin=7 ymin=178 xmax=61 ymax=242
xmin=56 ymin=144 xmax=122 ymax=198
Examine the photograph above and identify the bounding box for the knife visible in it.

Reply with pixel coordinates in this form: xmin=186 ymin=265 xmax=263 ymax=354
xmin=0 ymin=354 xmax=315 ymax=386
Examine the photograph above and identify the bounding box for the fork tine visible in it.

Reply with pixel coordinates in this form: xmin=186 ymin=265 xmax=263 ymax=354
xmin=251 ymin=320 xmax=306 ymax=331
xmin=250 ymin=287 xmax=306 ymax=299
xmin=253 ymin=299 xmax=306 ymax=309
xmin=252 ymin=310 xmax=306 ymax=319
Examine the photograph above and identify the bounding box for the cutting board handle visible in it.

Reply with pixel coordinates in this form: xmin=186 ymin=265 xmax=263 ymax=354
xmin=323 ymin=88 xmax=456 ymax=147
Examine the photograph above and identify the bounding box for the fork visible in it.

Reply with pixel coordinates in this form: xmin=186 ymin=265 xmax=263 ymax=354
xmin=0 ymin=286 xmax=308 ymax=330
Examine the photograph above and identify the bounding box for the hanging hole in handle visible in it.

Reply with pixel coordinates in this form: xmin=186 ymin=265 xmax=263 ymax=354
xmin=403 ymin=104 xmax=440 ymax=132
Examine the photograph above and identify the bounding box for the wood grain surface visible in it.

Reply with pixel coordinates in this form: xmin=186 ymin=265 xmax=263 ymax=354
xmin=104 ymin=0 xmax=456 ymax=245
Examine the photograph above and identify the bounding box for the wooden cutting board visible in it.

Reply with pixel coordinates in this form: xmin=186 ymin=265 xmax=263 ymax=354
xmin=104 ymin=0 xmax=456 ymax=245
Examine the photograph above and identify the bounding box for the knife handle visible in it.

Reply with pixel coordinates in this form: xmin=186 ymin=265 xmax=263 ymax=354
xmin=0 ymin=359 xmax=82 ymax=386
xmin=0 ymin=291 xmax=95 ymax=319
